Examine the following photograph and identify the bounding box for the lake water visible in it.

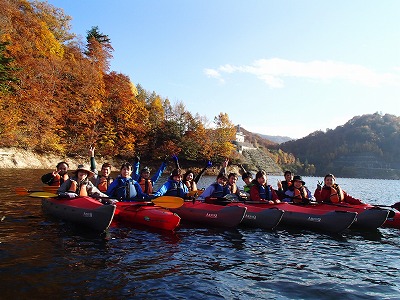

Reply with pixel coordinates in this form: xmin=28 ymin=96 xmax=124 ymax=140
xmin=0 ymin=169 xmax=399 ymax=299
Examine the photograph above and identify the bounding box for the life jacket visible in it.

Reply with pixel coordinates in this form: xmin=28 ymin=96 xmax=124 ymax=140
xmin=183 ymin=180 xmax=195 ymax=192
xmin=257 ymin=183 xmax=273 ymax=200
xmin=329 ymin=184 xmax=344 ymax=203
xmin=68 ymin=180 xmax=88 ymax=196
xmin=138 ymin=177 xmax=153 ymax=194
xmin=282 ymin=180 xmax=292 ymax=192
xmin=51 ymin=173 xmax=69 ymax=187
xmin=113 ymin=177 xmax=138 ymax=200
xmin=209 ymin=182 xmax=230 ymax=198
xmin=165 ymin=180 xmax=186 ymax=198
xmin=293 ymin=186 xmax=308 ymax=203
xmin=228 ymin=183 xmax=238 ymax=194
xmin=95 ymin=176 xmax=113 ymax=193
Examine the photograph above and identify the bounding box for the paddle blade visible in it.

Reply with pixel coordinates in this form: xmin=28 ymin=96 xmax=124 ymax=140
xmin=391 ymin=202 xmax=400 ymax=211
xmin=15 ymin=187 xmax=29 ymax=196
xmin=29 ymin=192 xmax=58 ymax=198
xmin=152 ymin=196 xmax=184 ymax=208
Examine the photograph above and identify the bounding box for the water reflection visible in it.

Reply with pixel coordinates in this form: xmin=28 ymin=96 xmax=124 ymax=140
xmin=1 ymin=169 xmax=400 ymax=299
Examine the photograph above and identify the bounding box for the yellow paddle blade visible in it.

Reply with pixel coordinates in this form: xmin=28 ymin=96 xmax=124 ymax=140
xmin=151 ymin=196 xmax=184 ymax=208
xmin=28 ymin=192 xmax=58 ymax=198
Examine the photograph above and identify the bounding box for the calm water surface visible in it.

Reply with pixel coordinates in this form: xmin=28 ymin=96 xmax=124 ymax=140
xmin=0 ymin=170 xmax=399 ymax=299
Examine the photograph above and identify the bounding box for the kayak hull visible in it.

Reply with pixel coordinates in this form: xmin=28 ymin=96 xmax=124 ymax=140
xmin=248 ymin=202 xmax=357 ymax=233
xmin=41 ymin=196 xmax=116 ymax=232
xmin=227 ymin=203 xmax=284 ymax=230
xmin=115 ymin=202 xmax=181 ymax=231
xmin=303 ymin=203 xmax=390 ymax=230
xmin=171 ymin=201 xmax=247 ymax=228
xmin=381 ymin=210 xmax=400 ymax=229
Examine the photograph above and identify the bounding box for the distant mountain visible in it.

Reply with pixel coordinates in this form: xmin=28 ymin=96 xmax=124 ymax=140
xmin=276 ymin=113 xmax=400 ymax=179
xmin=256 ymin=134 xmax=294 ymax=144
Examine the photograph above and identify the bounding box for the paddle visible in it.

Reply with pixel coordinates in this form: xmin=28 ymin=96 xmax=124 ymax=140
xmin=23 ymin=191 xmax=184 ymax=209
xmin=187 ymin=190 xmax=204 ymax=197
xmin=308 ymin=200 xmax=400 ymax=211
xmin=15 ymin=187 xmax=59 ymax=196
xmin=370 ymin=202 xmax=400 ymax=211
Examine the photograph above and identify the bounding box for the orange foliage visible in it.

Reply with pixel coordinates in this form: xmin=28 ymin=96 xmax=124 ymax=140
xmin=0 ymin=0 xmax=243 ymax=164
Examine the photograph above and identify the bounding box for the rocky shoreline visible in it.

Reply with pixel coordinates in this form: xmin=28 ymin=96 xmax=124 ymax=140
xmin=0 ymin=147 xmax=237 ymax=176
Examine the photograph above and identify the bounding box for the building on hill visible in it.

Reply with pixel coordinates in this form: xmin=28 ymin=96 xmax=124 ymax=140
xmin=232 ymin=125 xmax=282 ymax=174
xmin=233 ymin=125 xmax=256 ymax=154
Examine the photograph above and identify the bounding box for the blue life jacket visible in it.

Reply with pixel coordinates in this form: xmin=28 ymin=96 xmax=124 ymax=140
xmin=114 ymin=177 xmax=138 ymax=200
xmin=165 ymin=180 xmax=186 ymax=198
xmin=258 ymin=184 xmax=273 ymax=200
xmin=210 ymin=183 xmax=230 ymax=198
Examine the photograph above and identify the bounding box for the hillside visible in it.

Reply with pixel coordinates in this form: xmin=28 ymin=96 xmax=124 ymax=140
xmin=276 ymin=113 xmax=400 ymax=179
xmin=256 ymin=133 xmax=294 ymax=144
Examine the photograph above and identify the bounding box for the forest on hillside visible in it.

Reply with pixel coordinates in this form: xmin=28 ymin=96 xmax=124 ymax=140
xmin=276 ymin=113 xmax=400 ymax=179
xmin=0 ymin=0 xmax=241 ymax=164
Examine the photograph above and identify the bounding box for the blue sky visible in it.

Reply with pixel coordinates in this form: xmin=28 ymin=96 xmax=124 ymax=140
xmin=46 ymin=0 xmax=400 ymax=139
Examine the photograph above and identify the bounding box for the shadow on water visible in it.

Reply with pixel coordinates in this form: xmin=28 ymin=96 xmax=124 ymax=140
xmin=1 ymin=170 xmax=400 ymax=299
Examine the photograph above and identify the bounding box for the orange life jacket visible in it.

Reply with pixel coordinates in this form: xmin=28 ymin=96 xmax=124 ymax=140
xmin=68 ymin=180 xmax=88 ymax=196
xmin=97 ymin=176 xmax=109 ymax=192
xmin=329 ymin=185 xmax=344 ymax=203
xmin=50 ymin=173 xmax=69 ymax=187
xmin=139 ymin=177 xmax=153 ymax=194
xmin=293 ymin=186 xmax=307 ymax=203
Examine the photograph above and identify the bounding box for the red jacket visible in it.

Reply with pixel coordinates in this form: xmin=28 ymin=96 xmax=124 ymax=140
xmin=314 ymin=185 xmax=362 ymax=205
xmin=250 ymin=183 xmax=279 ymax=202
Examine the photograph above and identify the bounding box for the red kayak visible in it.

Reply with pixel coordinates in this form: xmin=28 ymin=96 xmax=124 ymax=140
xmin=243 ymin=202 xmax=357 ymax=234
xmin=170 ymin=201 xmax=247 ymax=228
xmin=382 ymin=210 xmax=400 ymax=229
xmin=41 ymin=196 xmax=116 ymax=232
xmin=224 ymin=203 xmax=284 ymax=230
xmin=298 ymin=203 xmax=390 ymax=230
xmin=115 ymin=202 xmax=181 ymax=231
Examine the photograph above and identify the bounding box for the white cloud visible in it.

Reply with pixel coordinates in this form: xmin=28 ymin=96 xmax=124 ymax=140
xmin=204 ymin=68 xmax=225 ymax=84
xmin=205 ymin=58 xmax=400 ymax=88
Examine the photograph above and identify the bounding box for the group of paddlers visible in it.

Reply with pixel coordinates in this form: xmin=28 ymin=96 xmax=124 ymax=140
xmin=40 ymin=147 xmax=363 ymax=206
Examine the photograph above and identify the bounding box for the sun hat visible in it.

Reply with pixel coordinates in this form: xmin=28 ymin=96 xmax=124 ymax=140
xmin=74 ymin=164 xmax=94 ymax=178
xmin=292 ymin=175 xmax=305 ymax=185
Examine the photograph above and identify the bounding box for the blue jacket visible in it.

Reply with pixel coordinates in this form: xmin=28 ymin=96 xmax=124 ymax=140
xmin=153 ymin=178 xmax=188 ymax=198
xmin=199 ymin=182 xmax=230 ymax=199
xmin=106 ymin=176 xmax=149 ymax=201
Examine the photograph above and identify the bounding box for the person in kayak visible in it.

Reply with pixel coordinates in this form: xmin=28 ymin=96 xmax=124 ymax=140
xmin=197 ymin=173 xmax=230 ymax=201
xmin=283 ymin=175 xmax=315 ymax=204
xmin=153 ymin=168 xmax=189 ymax=198
xmin=57 ymin=164 xmax=107 ymax=199
xmin=88 ymin=146 xmax=113 ymax=193
xmin=172 ymin=155 xmax=213 ymax=190
xmin=249 ymin=170 xmax=280 ymax=204
xmin=314 ymin=174 xmax=363 ymax=204
xmin=241 ymin=171 xmax=253 ymax=194
xmin=219 ymin=158 xmax=246 ymax=199
xmin=182 ymin=170 xmax=198 ymax=193
xmin=131 ymin=155 xmax=168 ymax=195
xmin=276 ymin=170 xmax=293 ymax=200
xmin=106 ymin=162 xmax=149 ymax=201
xmin=41 ymin=161 xmax=70 ymax=187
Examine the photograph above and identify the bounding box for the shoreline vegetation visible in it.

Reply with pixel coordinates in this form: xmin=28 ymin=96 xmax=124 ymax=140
xmin=0 ymin=147 xmax=240 ymax=176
